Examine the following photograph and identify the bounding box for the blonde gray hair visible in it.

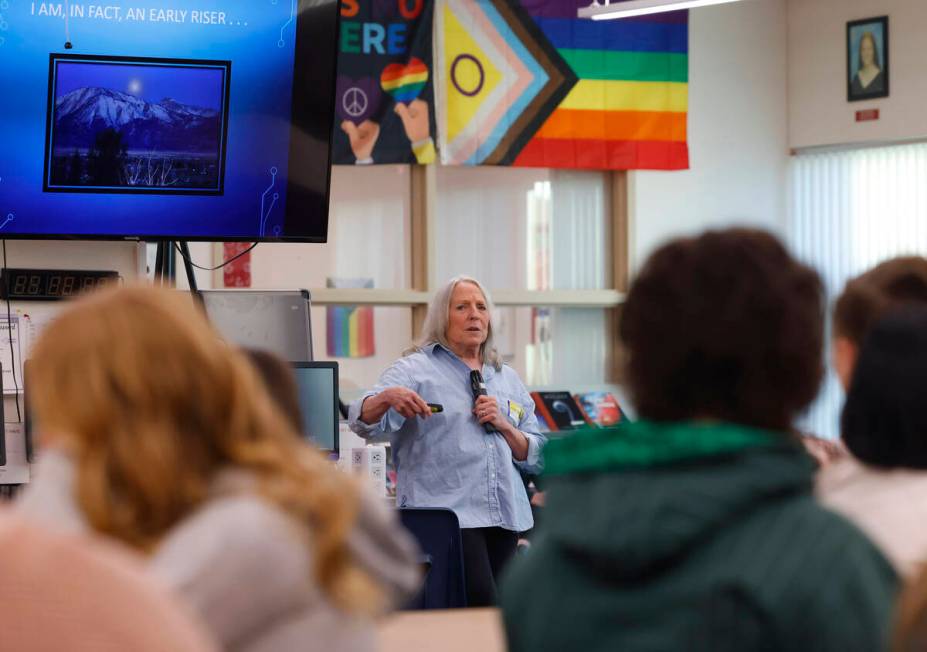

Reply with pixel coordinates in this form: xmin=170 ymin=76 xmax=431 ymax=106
xmin=406 ymin=275 xmax=502 ymax=370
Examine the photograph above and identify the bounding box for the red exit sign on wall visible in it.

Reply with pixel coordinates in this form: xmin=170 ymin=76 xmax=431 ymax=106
xmin=856 ymin=109 xmax=880 ymax=122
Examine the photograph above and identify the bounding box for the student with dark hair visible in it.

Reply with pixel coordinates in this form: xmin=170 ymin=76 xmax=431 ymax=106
xmin=817 ymin=307 xmax=927 ymax=577
xmin=842 ymin=307 xmax=927 ymax=466
xmin=805 ymin=257 xmax=927 ymax=469
xmin=244 ymin=348 xmax=304 ymax=433
xmin=817 ymin=257 xmax=927 ymax=577
xmin=242 ymin=347 xmax=423 ymax=608
xmin=831 ymin=256 xmax=927 ymax=388
xmin=501 ymin=229 xmax=897 ymax=652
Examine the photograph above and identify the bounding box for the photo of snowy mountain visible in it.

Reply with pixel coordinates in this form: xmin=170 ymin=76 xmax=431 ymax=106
xmin=53 ymin=87 xmax=221 ymax=153
xmin=45 ymin=56 xmax=230 ymax=193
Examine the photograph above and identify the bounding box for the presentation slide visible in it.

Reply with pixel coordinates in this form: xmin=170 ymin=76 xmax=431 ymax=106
xmin=0 ymin=0 xmax=337 ymax=240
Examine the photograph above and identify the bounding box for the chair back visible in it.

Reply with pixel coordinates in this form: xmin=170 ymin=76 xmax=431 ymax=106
xmin=398 ymin=508 xmax=467 ymax=610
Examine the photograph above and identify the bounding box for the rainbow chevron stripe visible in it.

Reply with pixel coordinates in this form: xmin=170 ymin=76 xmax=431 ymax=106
xmin=514 ymin=5 xmax=689 ymax=170
xmin=436 ymin=0 xmax=688 ymax=170
xmin=436 ymin=0 xmax=575 ymax=165
xmin=326 ymin=306 xmax=375 ymax=358
xmin=380 ymin=58 xmax=430 ymax=103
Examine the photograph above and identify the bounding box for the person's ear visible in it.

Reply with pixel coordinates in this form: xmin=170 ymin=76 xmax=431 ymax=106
xmin=832 ymin=336 xmax=858 ymax=390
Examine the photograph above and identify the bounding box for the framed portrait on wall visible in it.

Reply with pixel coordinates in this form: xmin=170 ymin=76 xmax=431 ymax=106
xmin=847 ymin=16 xmax=889 ymax=102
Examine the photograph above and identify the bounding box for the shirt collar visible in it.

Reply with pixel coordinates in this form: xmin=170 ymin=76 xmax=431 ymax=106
xmin=424 ymin=341 xmax=496 ymax=381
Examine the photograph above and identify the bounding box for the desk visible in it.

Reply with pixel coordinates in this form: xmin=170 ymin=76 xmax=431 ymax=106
xmin=377 ymin=608 xmax=506 ymax=652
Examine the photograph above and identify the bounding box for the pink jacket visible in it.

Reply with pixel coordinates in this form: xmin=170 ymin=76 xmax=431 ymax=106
xmin=0 ymin=508 xmax=215 ymax=652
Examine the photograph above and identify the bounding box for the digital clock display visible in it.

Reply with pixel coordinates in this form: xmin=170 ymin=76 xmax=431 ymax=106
xmin=0 ymin=268 xmax=121 ymax=301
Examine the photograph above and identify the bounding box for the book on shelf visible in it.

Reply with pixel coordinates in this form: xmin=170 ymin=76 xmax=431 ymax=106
xmin=530 ymin=391 xmax=588 ymax=432
xmin=574 ymin=391 xmax=626 ymax=427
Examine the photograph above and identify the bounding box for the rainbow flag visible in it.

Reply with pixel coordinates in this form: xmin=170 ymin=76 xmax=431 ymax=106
xmin=436 ymin=0 xmax=688 ymax=170
xmin=515 ymin=3 xmax=689 ymax=169
xmin=327 ymin=305 xmax=375 ymax=358
xmin=380 ymin=57 xmax=430 ymax=103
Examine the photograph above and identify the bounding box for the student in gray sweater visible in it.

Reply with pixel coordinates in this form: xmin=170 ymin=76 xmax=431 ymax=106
xmin=17 ymin=286 xmax=420 ymax=652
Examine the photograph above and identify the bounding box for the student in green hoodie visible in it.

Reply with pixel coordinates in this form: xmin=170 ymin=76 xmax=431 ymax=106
xmin=501 ymin=228 xmax=898 ymax=652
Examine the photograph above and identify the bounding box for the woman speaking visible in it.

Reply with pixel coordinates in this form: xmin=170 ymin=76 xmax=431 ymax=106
xmin=349 ymin=276 xmax=545 ymax=606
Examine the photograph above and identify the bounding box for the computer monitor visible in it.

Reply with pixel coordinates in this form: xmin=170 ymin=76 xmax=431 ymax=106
xmin=291 ymin=361 xmax=338 ymax=455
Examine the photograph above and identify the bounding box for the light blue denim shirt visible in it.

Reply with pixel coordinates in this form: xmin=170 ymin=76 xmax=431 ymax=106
xmin=348 ymin=343 xmax=545 ymax=532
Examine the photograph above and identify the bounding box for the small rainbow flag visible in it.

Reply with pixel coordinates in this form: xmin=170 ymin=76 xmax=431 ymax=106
xmin=327 ymin=306 xmax=375 ymax=358
xmin=380 ymin=57 xmax=430 ymax=103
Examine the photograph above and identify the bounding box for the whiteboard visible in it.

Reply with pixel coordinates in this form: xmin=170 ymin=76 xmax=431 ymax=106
xmin=200 ymin=289 xmax=313 ymax=362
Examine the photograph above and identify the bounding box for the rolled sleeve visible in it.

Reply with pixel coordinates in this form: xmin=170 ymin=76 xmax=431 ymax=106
xmin=515 ymin=431 xmax=546 ymax=475
xmin=347 ymin=393 xmax=385 ymax=439
xmin=511 ymin=380 xmax=546 ymax=475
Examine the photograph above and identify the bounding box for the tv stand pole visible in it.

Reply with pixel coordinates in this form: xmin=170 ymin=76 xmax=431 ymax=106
xmin=177 ymin=241 xmax=200 ymax=296
xmin=153 ymin=241 xmax=175 ymax=285
xmin=153 ymin=241 xmax=201 ymax=305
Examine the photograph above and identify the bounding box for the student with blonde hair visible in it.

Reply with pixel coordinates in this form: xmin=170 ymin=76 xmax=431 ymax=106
xmin=18 ymin=286 xmax=419 ymax=652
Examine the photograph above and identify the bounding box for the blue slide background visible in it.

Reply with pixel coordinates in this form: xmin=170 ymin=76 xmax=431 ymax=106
xmin=0 ymin=0 xmax=300 ymax=238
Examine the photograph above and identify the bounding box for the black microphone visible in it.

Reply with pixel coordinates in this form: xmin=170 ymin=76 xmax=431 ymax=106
xmin=470 ymin=369 xmax=494 ymax=433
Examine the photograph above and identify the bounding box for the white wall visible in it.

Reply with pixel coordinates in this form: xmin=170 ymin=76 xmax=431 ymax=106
xmin=1 ymin=240 xmax=140 ymax=482
xmin=789 ymin=0 xmax=927 ymax=150
xmin=241 ymin=166 xmax=413 ymax=391
xmin=630 ymin=0 xmax=789 ymax=269
xmin=175 ymin=241 xmax=219 ymax=291
xmin=2 ymin=240 xmax=141 ymax=339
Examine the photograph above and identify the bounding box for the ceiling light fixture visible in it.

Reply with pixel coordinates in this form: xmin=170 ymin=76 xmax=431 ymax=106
xmin=578 ymin=0 xmax=746 ymax=21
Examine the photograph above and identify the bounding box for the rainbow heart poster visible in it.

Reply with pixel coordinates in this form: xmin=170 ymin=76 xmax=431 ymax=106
xmin=331 ymin=1 xmax=436 ymax=165
xmin=381 ymin=58 xmax=429 ymax=103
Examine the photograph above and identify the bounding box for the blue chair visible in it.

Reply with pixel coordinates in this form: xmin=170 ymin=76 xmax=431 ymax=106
xmin=398 ymin=508 xmax=467 ymax=610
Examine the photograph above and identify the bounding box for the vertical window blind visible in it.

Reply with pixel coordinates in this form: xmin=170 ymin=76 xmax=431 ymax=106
xmin=788 ymin=142 xmax=927 ymax=438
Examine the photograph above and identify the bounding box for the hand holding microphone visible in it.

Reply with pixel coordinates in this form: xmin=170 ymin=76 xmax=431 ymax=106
xmin=470 ymin=370 xmax=505 ymax=434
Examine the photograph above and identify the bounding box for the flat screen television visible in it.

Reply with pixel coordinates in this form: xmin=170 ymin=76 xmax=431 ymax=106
xmin=0 ymin=0 xmax=339 ymax=241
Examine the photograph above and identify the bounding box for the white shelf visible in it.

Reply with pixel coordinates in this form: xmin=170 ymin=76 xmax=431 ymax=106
xmin=308 ymin=288 xmax=624 ymax=308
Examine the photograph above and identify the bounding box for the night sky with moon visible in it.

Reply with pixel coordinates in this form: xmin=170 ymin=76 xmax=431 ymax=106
xmin=56 ymin=61 xmax=224 ymax=110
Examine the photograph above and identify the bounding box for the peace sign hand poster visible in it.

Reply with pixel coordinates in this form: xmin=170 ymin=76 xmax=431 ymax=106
xmin=332 ymin=1 xmax=436 ymax=166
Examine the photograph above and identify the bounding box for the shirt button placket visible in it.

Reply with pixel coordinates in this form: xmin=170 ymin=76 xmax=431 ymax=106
xmin=486 ymin=436 xmax=501 ymax=525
